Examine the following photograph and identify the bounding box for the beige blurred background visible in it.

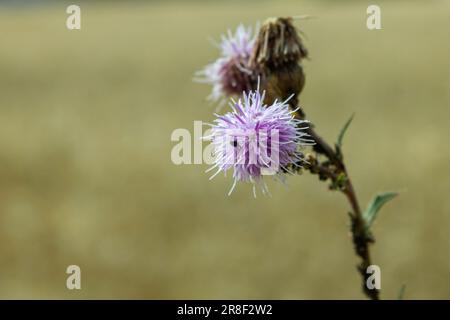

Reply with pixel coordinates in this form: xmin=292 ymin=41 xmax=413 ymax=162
xmin=0 ymin=0 xmax=449 ymax=299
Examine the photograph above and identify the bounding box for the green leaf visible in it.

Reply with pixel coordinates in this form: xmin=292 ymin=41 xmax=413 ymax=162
xmin=336 ymin=113 xmax=355 ymax=150
xmin=363 ymin=191 xmax=398 ymax=230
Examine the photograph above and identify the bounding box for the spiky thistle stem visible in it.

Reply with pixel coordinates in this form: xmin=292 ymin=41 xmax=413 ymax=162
xmin=305 ymin=127 xmax=379 ymax=300
xmin=251 ymin=17 xmax=379 ymax=300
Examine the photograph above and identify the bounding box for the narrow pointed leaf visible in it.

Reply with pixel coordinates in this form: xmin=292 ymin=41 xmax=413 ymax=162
xmin=363 ymin=191 xmax=398 ymax=229
xmin=336 ymin=113 xmax=355 ymax=150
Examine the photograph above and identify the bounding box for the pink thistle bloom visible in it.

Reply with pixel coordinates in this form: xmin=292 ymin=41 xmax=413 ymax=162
xmin=196 ymin=24 xmax=257 ymax=104
xmin=204 ymin=89 xmax=313 ymax=196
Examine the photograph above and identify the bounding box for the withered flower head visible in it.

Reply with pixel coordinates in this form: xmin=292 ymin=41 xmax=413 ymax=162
xmin=249 ymin=17 xmax=309 ymax=111
xmin=250 ymin=17 xmax=308 ymax=69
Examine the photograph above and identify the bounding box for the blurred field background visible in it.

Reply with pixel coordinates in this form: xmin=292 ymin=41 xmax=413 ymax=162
xmin=0 ymin=0 xmax=449 ymax=299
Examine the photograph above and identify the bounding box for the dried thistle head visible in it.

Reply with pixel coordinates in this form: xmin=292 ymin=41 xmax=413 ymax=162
xmin=250 ymin=17 xmax=308 ymax=69
xmin=196 ymin=17 xmax=309 ymax=117
xmin=248 ymin=17 xmax=308 ymax=111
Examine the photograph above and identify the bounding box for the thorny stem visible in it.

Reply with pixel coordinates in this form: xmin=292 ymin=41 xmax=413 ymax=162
xmin=277 ymin=92 xmax=379 ymax=300
xmin=251 ymin=16 xmax=379 ymax=299
xmin=291 ymin=87 xmax=379 ymax=300
xmin=305 ymin=125 xmax=380 ymax=300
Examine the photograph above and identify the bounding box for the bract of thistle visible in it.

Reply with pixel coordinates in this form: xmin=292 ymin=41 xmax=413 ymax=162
xmin=204 ymin=89 xmax=313 ymax=196
xmin=195 ymin=24 xmax=259 ymax=104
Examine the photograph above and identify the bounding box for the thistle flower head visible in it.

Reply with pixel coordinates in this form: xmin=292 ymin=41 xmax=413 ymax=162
xmin=196 ymin=24 xmax=258 ymax=103
xmin=249 ymin=17 xmax=309 ymax=113
xmin=250 ymin=17 xmax=308 ymax=69
xmin=205 ymin=88 xmax=312 ymax=196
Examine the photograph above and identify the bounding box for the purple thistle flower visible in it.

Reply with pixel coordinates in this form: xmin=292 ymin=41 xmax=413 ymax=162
xmin=205 ymin=88 xmax=313 ymax=196
xmin=196 ymin=24 xmax=257 ymax=104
